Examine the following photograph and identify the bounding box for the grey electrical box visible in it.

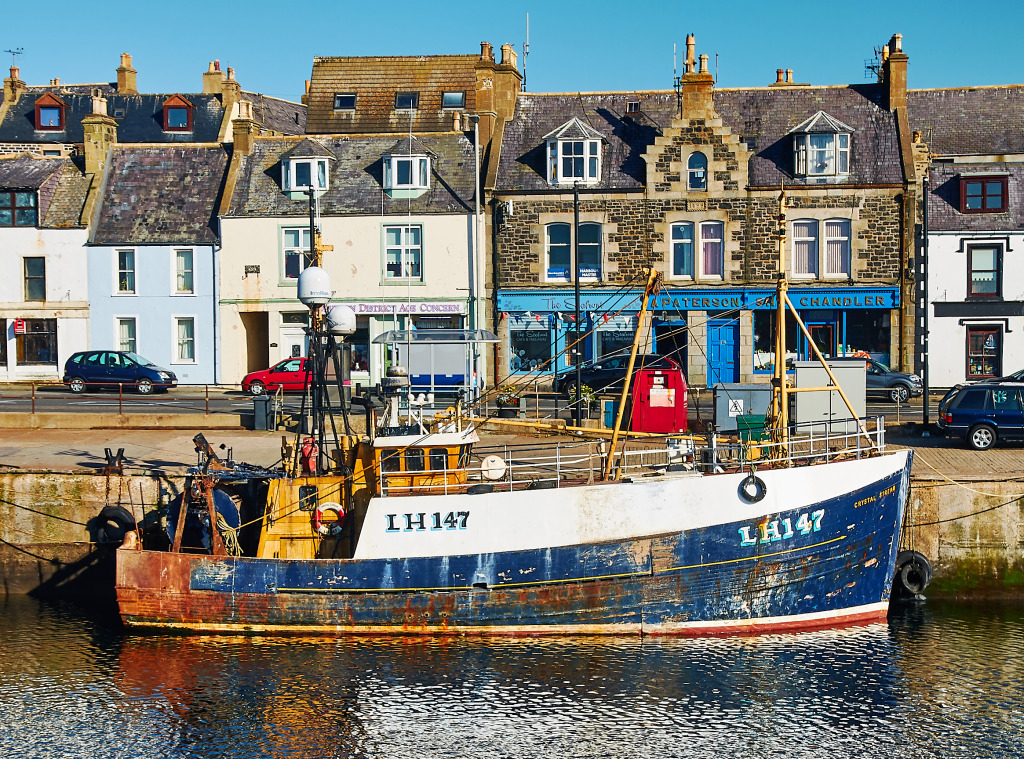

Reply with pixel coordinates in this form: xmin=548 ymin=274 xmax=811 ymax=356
xmin=792 ymin=360 xmax=866 ymax=434
xmin=713 ymin=384 xmax=774 ymax=432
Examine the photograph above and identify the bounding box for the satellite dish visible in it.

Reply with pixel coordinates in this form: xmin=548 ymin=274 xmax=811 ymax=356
xmin=326 ymin=304 xmax=356 ymax=336
xmin=480 ymin=454 xmax=507 ymax=481
xmin=297 ymin=267 xmax=331 ymax=308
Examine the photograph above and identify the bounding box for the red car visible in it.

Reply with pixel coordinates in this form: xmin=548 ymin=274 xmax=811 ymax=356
xmin=242 ymin=358 xmax=309 ymax=396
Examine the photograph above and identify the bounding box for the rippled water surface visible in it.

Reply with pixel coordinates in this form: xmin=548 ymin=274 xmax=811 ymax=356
xmin=1 ymin=598 xmax=1022 ymax=758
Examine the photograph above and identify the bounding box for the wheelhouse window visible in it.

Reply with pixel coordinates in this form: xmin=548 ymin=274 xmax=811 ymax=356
xmin=117 ymin=250 xmax=136 ymax=293
xmin=283 ymin=158 xmax=330 ymax=192
xmin=24 ymin=257 xmax=45 ymax=301
xmin=16 ymin=319 xmax=57 ymax=365
xmin=960 ymin=176 xmax=1007 ymax=213
xmin=670 ymin=222 xmax=694 ymax=278
xmin=384 ymin=225 xmax=422 ymax=280
xmin=0 ymin=191 xmax=38 ymax=227
xmin=282 ymin=227 xmax=311 ymax=279
xmin=699 ymin=221 xmax=724 ymax=278
xmin=384 ymin=154 xmax=430 ymax=190
xmin=162 ymin=95 xmax=194 ymax=132
xmin=175 ymin=250 xmax=194 ymax=294
xmin=968 ymin=245 xmax=1001 ymax=298
xmin=967 ymin=327 xmax=1001 ymax=378
xmin=333 ymin=93 xmax=356 ymax=110
xmin=687 ymin=152 xmax=708 ymax=191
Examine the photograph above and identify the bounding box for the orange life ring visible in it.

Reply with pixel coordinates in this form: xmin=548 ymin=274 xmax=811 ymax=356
xmin=313 ymin=502 xmax=345 ymax=537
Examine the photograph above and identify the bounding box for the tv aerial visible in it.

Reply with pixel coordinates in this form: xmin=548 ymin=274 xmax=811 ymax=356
xmin=4 ymin=48 xmax=23 ymax=67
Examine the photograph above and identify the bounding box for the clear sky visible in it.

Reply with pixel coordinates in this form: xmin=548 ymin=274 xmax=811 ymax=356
xmin=5 ymin=1 xmax=1023 ymax=103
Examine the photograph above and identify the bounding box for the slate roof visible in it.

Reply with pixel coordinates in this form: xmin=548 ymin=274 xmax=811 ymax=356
xmin=241 ymin=91 xmax=306 ymax=135
xmin=495 ymin=84 xmax=903 ymax=191
xmin=927 ymin=162 xmax=1024 ymax=232
xmin=226 ymin=133 xmax=475 ymax=217
xmin=90 ymin=145 xmax=229 ymax=244
xmin=305 ymin=55 xmax=478 ymax=134
xmin=0 ymin=88 xmax=225 ymax=143
xmin=0 ymin=153 xmax=88 ymax=228
xmin=908 ymin=86 xmax=1024 ymax=156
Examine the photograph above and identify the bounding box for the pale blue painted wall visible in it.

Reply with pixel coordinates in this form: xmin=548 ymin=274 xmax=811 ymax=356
xmin=87 ymin=244 xmax=220 ymax=386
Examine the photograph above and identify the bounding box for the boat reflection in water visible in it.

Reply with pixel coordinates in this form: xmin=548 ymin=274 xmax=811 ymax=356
xmin=2 ymin=597 xmax=1023 ymax=758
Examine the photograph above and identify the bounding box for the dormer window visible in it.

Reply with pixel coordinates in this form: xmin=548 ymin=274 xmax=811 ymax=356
xmin=283 ymin=158 xmax=330 ymax=192
xmin=959 ymin=175 xmax=1007 ymax=213
xmin=395 ymin=92 xmax=419 ymax=110
xmin=34 ymin=93 xmax=67 ymax=131
xmin=543 ymin=118 xmax=605 ymax=186
xmin=385 ymin=154 xmax=430 ymax=190
xmin=789 ymin=111 xmax=853 ymax=179
xmin=162 ymin=95 xmax=194 ymax=132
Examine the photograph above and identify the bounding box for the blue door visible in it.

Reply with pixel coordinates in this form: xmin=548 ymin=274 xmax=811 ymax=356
xmin=707 ymin=320 xmax=739 ymax=385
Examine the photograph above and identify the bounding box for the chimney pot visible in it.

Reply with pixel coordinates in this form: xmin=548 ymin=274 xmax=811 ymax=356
xmin=500 ymin=43 xmax=518 ymax=70
xmin=208 ymin=62 xmax=215 ymax=73
xmin=227 ymin=67 xmax=235 ymax=81
xmin=215 ymin=59 xmax=221 ymax=71
xmin=481 ymin=41 xmax=494 ymax=62
xmin=786 ymin=69 xmax=793 ymax=83
xmin=882 ymin=45 xmax=889 ymax=62
xmin=699 ymin=54 xmax=709 ymax=75
xmin=685 ymin=34 xmax=696 ymax=74
xmin=776 ymin=68 xmax=785 ymax=83
xmin=304 ymin=80 xmax=310 ymax=94
xmin=120 ymin=53 xmax=132 ymax=68
xmin=9 ymin=66 xmax=19 ymax=79
xmin=893 ymin=33 xmax=903 ymax=53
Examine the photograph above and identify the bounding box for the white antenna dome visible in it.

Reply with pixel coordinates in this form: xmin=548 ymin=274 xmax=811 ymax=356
xmin=297 ymin=266 xmax=331 ymax=308
xmin=326 ymin=304 xmax=356 ymax=336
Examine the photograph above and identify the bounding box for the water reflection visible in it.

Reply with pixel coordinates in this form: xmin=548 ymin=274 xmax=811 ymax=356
xmin=1 ymin=597 xmax=1022 ymax=758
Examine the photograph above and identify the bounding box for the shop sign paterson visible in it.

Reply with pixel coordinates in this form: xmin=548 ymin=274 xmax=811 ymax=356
xmin=344 ymin=301 xmax=467 ymax=315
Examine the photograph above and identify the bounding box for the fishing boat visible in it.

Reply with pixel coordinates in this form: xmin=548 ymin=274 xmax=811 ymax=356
xmin=115 ymin=192 xmax=913 ymax=636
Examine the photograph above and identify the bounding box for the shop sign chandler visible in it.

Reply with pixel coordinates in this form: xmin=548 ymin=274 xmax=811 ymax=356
xmin=344 ymin=301 xmax=467 ymax=315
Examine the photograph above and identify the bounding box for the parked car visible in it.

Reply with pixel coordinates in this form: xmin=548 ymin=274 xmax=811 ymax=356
xmin=63 ymin=351 xmax=177 ymax=394
xmin=242 ymin=358 xmax=309 ymax=396
xmin=991 ymin=368 xmax=1024 ymax=383
xmin=554 ymin=353 xmax=681 ymax=397
xmin=832 ymin=357 xmax=923 ymax=403
xmin=937 ymin=382 xmax=1024 ymax=450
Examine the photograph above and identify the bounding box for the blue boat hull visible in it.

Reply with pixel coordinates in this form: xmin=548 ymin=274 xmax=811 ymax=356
xmin=116 ymin=457 xmax=910 ymax=635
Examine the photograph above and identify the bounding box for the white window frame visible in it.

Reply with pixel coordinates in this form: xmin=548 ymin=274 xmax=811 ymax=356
xmin=792 ymin=220 xmax=819 ymax=277
xmin=383 ymin=224 xmax=423 ymax=281
xmin=793 ymin=133 xmax=850 ymax=177
xmin=546 ymin=139 xmax=601 ymax=185
xmin=116 ymin=316 xmax=137 ymax=353
xmin=116 ymin=249 xmax=136 ymax=295
xmin=283 ymin=158 xmax=329 ymax=192
xmin=172 ymin=315 xmax=197 ymax=364
xmin=670 ymin=222 xmax=695 ymax=279
xmin=544 ymin=222 xmax=602 ymax=283
xmin=384 ymin=155 xmax=430 ymax=190
xmin=281 ymin=227 xmax=311 ymax=280
xmin=687 ymin=152 xmax=708 ymax=191
xmin=173 ymin=248 xmax=194 ymax=294
xmin=823 ymin=219 xmax=851 ymax=277
xmin=698 ymin=221 xmax=724 ymax=279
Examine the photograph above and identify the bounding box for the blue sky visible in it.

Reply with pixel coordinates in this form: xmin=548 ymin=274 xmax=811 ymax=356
xmin=5 ymin=1 xmax=1024 ymax=103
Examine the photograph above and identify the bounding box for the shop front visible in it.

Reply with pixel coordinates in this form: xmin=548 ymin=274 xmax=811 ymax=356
xmin=497 ymin=287 xmax=900 ymax=388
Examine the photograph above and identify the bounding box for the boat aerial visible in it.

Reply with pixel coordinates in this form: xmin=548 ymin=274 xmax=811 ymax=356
xmin=115 ymin=191 xmax=913 ymax=636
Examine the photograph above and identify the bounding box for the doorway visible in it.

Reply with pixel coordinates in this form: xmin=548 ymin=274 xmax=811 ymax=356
xmin=239 ymin=312 xmax=269 ymax=373
xmin=707 ymin=319 xmax=739 ymax=385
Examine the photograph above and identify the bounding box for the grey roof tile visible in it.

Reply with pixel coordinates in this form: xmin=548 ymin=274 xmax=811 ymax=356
xmin=908 ymin=87 xmax=1024 ymax=156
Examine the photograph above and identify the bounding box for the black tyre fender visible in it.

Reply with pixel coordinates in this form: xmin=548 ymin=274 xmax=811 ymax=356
xmin=96 ymin=505 xmax=137 ymax=546
xmin=895 ymin=550 xmax=933 ymax=595
xmin=738 ymin=472 xmax=767 ymax=503
xmin=466 ymin=483 xmax=495 ymax=495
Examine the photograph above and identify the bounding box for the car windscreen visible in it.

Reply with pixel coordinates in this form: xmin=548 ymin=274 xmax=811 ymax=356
xmin=124 ymin=352 xmax=154 ymax=367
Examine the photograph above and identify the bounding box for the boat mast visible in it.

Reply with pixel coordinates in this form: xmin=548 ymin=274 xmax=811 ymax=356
xmin=772 ymin=189 xmax=789 ymax=446
xmin=604 ymin=266 xmax=660 ymax=481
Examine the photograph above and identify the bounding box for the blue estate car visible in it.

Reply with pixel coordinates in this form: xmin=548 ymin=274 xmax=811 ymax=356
xmin=937 ymin=382 xmax=1024 ymax=450
xmin=63 ymin=350 xmax=178 ymax=394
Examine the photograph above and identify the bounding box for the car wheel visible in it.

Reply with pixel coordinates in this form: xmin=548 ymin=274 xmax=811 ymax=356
xmin=889 ymin=384 xmax=910 ymax=403
xmin=248 ymin=380 xmax=267 ymax=396
xmin=968 ymin=424 xmax=996 ymax=451
xmin=68 ymin=377 xmax=86 ymax=394
xmin=136 ymin=378 xmax=154 ymax=395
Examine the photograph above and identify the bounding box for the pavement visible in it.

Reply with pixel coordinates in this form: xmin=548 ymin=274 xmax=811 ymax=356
xmin=0 ymin=420 xmax=1019 ymax=481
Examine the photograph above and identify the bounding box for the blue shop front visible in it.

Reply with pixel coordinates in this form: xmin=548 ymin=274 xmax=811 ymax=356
xmin=496 ymin=286 xmax=900 ymax=388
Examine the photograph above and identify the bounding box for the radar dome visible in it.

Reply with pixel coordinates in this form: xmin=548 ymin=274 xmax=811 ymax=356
xmin=326 ymin=304 xmax=356 ymax=336
xmin=297 ymin=267 xmax=331 ymax=308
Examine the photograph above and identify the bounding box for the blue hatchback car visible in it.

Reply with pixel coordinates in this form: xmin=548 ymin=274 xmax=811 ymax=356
xmin=63 ymin=350 xmax=178 ymax=394
xmin=937 ymin=382 xmax=1024 ymax=450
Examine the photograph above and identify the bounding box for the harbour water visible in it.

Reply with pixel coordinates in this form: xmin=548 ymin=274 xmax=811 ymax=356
xmin=1 ymin=597 xmax=1021 ymax=758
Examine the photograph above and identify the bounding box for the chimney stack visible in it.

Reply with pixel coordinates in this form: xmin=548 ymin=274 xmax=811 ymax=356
xmin=232 ymin=99 xmax=259 ymax=156
xmin=480 ymin=41 xmax=494 ymax=62
xmin=500 ymin=43 xmax=518 ymax=70
xmin=203 ymin=59 xmax=227 ymax=94
xmin=4 ymin=65 xmax=26 ymax=106
xmin=679 ymin=35 xmax=714 ymax=120
xmin=882 ymin=33 xmax=908 ymax=110
xmin=301 ymin=79 xmax=310 ymax=105
xmin=116 ymin=53 xmax=137 ymax=95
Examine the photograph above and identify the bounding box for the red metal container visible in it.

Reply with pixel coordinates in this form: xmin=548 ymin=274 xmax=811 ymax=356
xmin=631 ymin=365 xmax=688 ymax=433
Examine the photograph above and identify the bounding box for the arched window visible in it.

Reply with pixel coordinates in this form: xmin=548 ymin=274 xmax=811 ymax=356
xmin=688 ymin=152 xmax=708 ymax=191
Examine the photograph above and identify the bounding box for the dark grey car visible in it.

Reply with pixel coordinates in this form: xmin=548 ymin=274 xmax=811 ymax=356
xmin=831 ymin=357 xmax=922 ymax=403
